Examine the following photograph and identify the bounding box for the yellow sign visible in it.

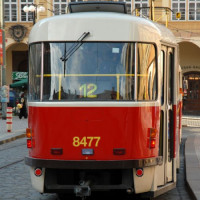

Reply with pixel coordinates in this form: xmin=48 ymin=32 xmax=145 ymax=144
xmin=176 ymin=12 xmax=181 ymax=19
xmin=79 ymin=83 xmax=97 ymax=98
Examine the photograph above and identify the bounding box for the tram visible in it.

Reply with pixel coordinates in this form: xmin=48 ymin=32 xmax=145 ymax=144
xmin=25 ymin=2 xmax=182 ymax=199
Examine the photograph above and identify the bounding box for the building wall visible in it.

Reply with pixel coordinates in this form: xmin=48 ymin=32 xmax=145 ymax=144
xmin=179 ymin=42 xmax=200 ymax=69
xmin=4 ymin=0 xmax=200 ymax=44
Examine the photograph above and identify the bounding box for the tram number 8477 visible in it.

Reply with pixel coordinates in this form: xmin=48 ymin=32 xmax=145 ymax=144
xmin=72 ymin=136 xmax=101 ymax=147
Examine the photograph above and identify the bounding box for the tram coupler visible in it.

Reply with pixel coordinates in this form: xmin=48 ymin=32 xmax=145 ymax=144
xmin=74 ymin=180 xmax=91 ymax=198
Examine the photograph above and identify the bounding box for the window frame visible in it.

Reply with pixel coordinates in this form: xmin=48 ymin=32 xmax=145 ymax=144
xmin=188 ymin=0 xmax=200 ymax=21
xmin=20 ymin=0 xmax=34 ymax=22
xmin=4 ymin=0 xmax=18 ymax=22
xmin=137 ymin=42 xmax=158 ymax=101
xmin=118 ymin=0 xmax=132 ymax=14
xmin=28 ymin=41 xmax=158 ymax=102
xmin=134 ymin=0 xmax=149 ymax=18
xmin=4 ymin=0 xmax=34 ymax=22
xmin=28 ymin=42 xmax=42 ymax=101
xmin=171 ymin=0 xmax=186 ymax=21
xmin=53 ymin=0 xmax=83 ymax=15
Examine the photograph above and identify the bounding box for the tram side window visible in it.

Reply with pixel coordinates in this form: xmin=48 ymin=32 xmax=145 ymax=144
xmin=161 ymin=51 xmax=165 ymax=105
xmin=137 ymin=43 xmax=157 ymax=101
xmin=168 ymin=52 xmax=174 ymax=104
xmin=43 ymin=43 xmax=52 ymax=100
xmin=28 ymin=44 xmax=41 ymax=101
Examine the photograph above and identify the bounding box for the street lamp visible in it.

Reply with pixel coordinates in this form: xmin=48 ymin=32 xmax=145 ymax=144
xmin=23 ymin=4 xmax=45 ymax=25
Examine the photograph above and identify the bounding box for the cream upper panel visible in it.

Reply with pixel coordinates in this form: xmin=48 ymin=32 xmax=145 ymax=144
xmin=29 ymin=12 xmax=176 ymax=45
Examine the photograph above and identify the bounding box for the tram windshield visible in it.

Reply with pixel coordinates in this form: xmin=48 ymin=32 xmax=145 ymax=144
xmin=29 ymin=42 xmax=157 ymax=101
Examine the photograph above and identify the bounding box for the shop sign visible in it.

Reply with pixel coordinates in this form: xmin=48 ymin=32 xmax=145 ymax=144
xmin=182 ymin=66 xmax=200 ymax=70
xmin=12 ymin=72 xmax=28 ymax=80
xmin=0 ymin=29 xmax=3 ymax=65
xmin=0 ymin=85 xmax=9 ymax=103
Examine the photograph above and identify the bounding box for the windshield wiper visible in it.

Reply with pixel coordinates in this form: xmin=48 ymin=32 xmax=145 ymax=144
xmin=60 ymin=32 xmax=90 ymax=75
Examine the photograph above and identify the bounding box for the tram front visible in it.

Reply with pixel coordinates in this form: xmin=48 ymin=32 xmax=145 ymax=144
xmin=25 ymin=3 xmax=168 ymax=198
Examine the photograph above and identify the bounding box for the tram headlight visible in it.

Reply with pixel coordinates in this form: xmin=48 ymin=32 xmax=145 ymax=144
xmin=34 ymin=168 xmax=42 ymax=177
xmin=26 ymin=128 xmax=32 ymax=138
xmin=27 ymin=138 xmax=32 ymax=148
xmin=26 ymin=128 xmax=33 ymax=148
xmin=149 ymin=128 xmax=157 ymax=149
xmin=150 ymin=139 xmax=156 ymax=148
xmin=136 ymin=168 xmax=144 ymax=177
xmin=150 ymin=128 xmax=157 ymax=138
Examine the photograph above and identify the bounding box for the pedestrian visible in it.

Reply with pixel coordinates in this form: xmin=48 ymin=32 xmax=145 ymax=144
xmin=19 ymin=93 xmax=28 ymax=119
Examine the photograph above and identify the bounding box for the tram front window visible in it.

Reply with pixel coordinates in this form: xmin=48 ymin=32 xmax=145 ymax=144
xmin=29 ymin=43 xmax=41 ymax=101
xmin=42 ymin=42 xmax=135 ymax=101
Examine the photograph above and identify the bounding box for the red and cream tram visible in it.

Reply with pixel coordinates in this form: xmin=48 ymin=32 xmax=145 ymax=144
xmin=25 ymin=2 xmax=182 ymax=199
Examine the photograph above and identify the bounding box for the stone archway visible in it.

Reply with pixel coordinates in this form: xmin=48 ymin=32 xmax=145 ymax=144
xmin=6 ymin=42 xmax=28 ymax=85
xmin=179 ymin=41 xmax=200 ymax=115
xmin=183 ymin=72 xmax=200 ymax=115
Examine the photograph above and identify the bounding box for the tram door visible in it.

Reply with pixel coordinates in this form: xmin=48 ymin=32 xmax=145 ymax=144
xmin=165 ymin=47 xmax=174 ymax=183
xmin=157 ymin=46 xmax=174 ymax=186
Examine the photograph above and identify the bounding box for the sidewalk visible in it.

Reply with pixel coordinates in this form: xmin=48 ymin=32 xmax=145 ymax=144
xmin=185 ymin=132 xmax=200 ymax=200
xmin=175 ymin=115 xmax=200 ymax=200
xmin=182 ymin=115 xmax=200 ymax=127
xmin=0 ymin=115 xmax=27 ymax=145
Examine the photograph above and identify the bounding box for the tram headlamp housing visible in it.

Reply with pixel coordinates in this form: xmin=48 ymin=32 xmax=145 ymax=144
xmin=26 ymin=128 xmax=33 ymax=148
xmin=27 ymin=139 xmax=32 ymax=148
xmin=150 ymin=139 xmax=156 ymax=148
xmin=149 ymin=128 xmax=157 ymax=149
xmin=26 ymin=128 xmax=32 ymax=138
xmin=34 ymin=168 xmax=42 ymax=177
xmin=150 ymin=128 xmax=157 ymax=138
xmin=136 ymin=168 xmax=144 ymax=177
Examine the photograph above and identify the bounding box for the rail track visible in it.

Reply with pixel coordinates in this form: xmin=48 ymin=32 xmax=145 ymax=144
xmin=0 ymin=141 xmax=26 ymax=152
xmin=0 ymin=140 xmax=27 ymax=170
xmin=0 ymin=158 xmax=24 ymax=170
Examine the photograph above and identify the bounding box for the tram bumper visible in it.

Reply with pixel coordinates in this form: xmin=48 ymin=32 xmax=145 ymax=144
xmin=29 ymin=166 xmax=45 ymax=193
xmin=25 ymin=156 xmax=161 ymax=194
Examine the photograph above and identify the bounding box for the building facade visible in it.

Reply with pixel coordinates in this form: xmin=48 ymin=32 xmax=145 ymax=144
xmin=1 ymin=0 xmax=200 ymax=114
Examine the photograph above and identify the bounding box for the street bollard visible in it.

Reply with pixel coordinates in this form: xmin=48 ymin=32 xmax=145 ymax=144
xmin=6 ymin=107 xmax=12 ymax=132
xmin=0 ymin=112 xmax=2 ymax=119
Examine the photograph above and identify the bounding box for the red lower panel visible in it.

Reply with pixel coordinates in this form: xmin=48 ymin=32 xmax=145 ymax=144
xmin=28 ymin=106 xmax=160 ymax=161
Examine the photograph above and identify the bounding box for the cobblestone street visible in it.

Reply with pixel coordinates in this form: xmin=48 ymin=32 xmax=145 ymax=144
xmin=0 ymin=138 xmax=57 ymax=200
xmin=0 ymin=130 xmax=193 ymax=200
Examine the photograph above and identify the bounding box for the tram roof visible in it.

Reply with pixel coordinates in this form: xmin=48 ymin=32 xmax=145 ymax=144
xmin=29 ymin=11 xmax=177 ymax=45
